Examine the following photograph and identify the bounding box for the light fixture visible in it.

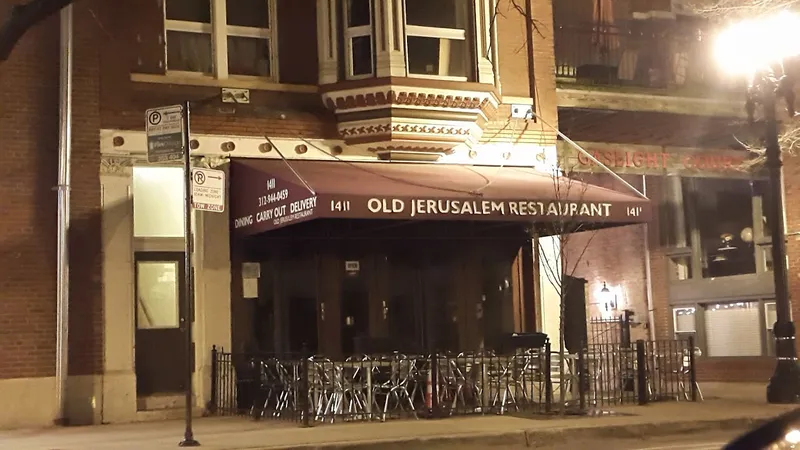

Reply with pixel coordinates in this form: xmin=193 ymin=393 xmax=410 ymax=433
xmin=713 ymin=233 xmax=737 ymax=262
xmin=599 ymin=282 xmax=617 ymax=312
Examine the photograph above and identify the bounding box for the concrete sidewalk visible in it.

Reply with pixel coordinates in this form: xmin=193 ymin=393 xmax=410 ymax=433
xmin=0 ymin=398 xmax=795 ymax=450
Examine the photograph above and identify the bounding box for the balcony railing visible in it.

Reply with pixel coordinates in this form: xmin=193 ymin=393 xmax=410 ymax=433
xmin=554 ymin=23 xmax=740 ymax=93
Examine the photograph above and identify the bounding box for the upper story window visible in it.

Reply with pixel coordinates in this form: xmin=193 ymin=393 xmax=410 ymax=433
xmin=405 ymin=0 xmax=472 ymax=81
xmin=165 ymin=0 xmax=277 ymax=80
xmin=344 ymin=0 xmax=374 ymax=78
xmin=338 ymin=0 xmax=477 ymax=82
xmin=660 ymin=176 xmax=771 ymax=281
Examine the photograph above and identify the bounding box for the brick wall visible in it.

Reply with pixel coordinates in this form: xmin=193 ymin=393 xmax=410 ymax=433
xmin=783 ymin=150 xmax=800 ymax=354
xmin=0 ymin=1 xmax=102 ymax=380
xmin=695 ymin=357 xmax=774 ymax=383
xmin=0 ymin=0 xmax=564 ymax=382
xmin=564 ymin=224 xmax=649 ymax=332
xmin=69 ymin=2 xmax=104 ymax=376
xmin=0 ymin=1 xmax=60 ymax=380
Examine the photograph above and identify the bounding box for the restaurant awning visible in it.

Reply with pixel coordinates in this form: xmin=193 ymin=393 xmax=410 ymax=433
xmin=229 ymin=158 xmax=651 ymax=237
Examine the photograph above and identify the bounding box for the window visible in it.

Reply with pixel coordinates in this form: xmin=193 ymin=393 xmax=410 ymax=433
xmin=133 ymin=167 xmax=185 ymax=238
xmin=165 ymin=0 xmax=276 ymax=80
xmin=765 ymin=301 xmax=776 ymax=356
xmin=405 ymin=0 xmax=472 ymax=80
xmin=765 ymin=301 xmax=777 ymax=330
xmin=335 ymin=0 xmax=476 ymax=81
xmin=704 ymin=302 xmax=761 ymax=357
xmin=136 ymin=261 xmax=180 ymax=329
xmin=679 ymin=178 xmax=769 ymax=279
xmin=344 ymin=0 xmax=374 ymax=78
xmin=673 ymin=307 xmax=696 ymax=340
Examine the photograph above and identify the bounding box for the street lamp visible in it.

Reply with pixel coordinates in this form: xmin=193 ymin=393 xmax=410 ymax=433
xmin=715 ymin=11 xmax=800 ymax=404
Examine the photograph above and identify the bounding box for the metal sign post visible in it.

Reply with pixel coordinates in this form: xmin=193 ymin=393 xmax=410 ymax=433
xmin=147 ymin=102 xmax=200 ymax=447
xmin=179 ymin=100 xmax=200 ymax=447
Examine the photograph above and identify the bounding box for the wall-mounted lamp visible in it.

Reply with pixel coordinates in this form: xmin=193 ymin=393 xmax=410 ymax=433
xmin=599 ymin=282 xmax=617 ymax=312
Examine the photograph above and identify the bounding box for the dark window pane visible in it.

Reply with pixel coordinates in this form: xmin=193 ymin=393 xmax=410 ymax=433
xmin=407 ymin=36 xmax=468 ymax=78
xmin=405 ymin=0 xmax=469 ymax=29
xmin=166 ymin=0 xmax=211 ymax=23
xmin=348 ymin=0 xmax=371 ymax=27
xmin=228 ymin=37 xmax=271 ymax=76
xmin=685 ymin=178 xmax=756 ymax=278
xmin=166 ymin=31 xmax=213 ymax=73
xmin=351 ymin=35 xmax=372 ymax=75
xmin=226 ymin=0 xmax=270 ymax=28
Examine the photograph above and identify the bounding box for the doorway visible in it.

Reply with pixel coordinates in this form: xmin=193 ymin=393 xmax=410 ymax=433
xmin=386 ymin=247 xmax=459 ymax=353
xmin=341 ymin=265 xmax=370 ymax=356
xmin=134 ymin=252 xmax=187 ymax=397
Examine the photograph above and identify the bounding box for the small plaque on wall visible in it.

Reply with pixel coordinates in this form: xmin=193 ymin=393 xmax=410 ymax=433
xmin=345 ymin=261 xmax=360 ymax=274
xmin=242 ymin=262 xmax=261 ymax=279
xmin=243 ymin=278 xmax=258 ymax=298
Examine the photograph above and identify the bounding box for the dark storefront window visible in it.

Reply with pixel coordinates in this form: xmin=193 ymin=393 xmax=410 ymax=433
xmin=386 ymin=250 xmax=460 ymax=353
xmin=282 ymin=256 xmax=319 ymax=354
xmin=681 ymin=178 xmax=769 ymax=279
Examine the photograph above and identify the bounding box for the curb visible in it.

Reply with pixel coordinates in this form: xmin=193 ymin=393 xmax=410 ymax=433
xmin=251 ymin=416 xmax=767 ymax=450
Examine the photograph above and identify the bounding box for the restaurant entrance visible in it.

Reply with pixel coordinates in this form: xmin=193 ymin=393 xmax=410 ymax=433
xmin=227 ymin=157 xmax=652 ymax=358
xmin=232 ymin=219 xmax=531 ymax=357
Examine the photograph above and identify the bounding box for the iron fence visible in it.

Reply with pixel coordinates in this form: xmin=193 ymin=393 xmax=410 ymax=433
xmin=208 ymin=346 xmax=552 ymax=426
xmin=554 ymin=23 xmax=724 ymax=90
xmin=574 ymin=337 xmax=699 ymax=408
xmin=588 ymin=311 xmax=633 ymax=346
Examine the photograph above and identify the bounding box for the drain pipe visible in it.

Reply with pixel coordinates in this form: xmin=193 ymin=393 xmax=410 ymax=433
xmin=642 ymin=176 xmax=656 ymax=341
xmin=54 ymin=4 xmax=73 ymax=426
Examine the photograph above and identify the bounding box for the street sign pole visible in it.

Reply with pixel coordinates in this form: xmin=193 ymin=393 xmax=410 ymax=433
xmin=179 ymin=100 xmax=200 ymax=448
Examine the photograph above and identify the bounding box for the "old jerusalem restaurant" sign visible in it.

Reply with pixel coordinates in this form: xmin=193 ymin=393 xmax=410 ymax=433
xmin=229 ymin=159 xmax=652 ymax=236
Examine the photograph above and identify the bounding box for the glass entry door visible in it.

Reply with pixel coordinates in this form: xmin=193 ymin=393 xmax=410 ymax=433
xmin=134 ymin=252 xmax=187 ymax=396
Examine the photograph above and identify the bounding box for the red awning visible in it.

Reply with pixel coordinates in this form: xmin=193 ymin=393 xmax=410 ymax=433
xmin=229 ymin=159 xmax=651 ymax=236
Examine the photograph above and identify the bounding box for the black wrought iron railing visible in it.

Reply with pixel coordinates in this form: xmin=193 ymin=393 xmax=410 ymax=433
xmin=574 ymin=337 xmax=699 ymax=408
xmin=554 ymin=23 xmax=726 ymax=91
xmin=208 ymin=346 xmax=552 ymax=425
xmin=208 ymin=338 xmax=699 ymax=426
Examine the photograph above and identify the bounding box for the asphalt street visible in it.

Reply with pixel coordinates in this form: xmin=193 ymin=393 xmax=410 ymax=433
xmin=438 ymin=429 xmax=740 ymax=450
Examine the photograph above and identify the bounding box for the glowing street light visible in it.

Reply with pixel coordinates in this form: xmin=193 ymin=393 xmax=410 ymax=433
xmin=714 ymin=11 xmax=800 ymax=79
xmin=714 ymin=11 xmax=800 ymax=404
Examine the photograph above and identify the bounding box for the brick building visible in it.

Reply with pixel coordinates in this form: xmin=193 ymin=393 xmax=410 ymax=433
xmin=553 ymin=0 xmax=785 ymax=383
xmin=0 ymin=0 xmax=787 ymax=430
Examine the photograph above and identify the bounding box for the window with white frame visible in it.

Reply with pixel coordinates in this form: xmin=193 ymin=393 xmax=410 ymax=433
xmin=344 ymin=0 xmax=374 ymax=78
xmin=165 ymin=0 xmax=277 ymax=80
xmin=337 ymin=0 xmax=475 ymax=81
xmin=405 ymin=0 xmax=472 ymax=80
xmin=673 ymin=307 xmax=696 ymax=339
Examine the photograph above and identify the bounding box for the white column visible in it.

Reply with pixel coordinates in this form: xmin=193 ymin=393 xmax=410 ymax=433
xmin=375 ymin=0 xmax=407 ymax=77
xmin=100 ymin=161 xmax=137 ymax=423
xmin=538 ymin=235 xmax=562 ymax=348
xmin=474 ymin=0 xmax=495 ymax=84
xmin=193 ymin=163 xmax=233 ymax=408
xmin=317 ymin=0 xmax=339 ymax=84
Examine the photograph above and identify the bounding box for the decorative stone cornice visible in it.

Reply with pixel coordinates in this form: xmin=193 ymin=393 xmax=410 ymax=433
xmin=321 ymin=79 xmax=499 ymax=157
xmin=197 ymin=156 xmax=230 ymax=169
xmin=100 ymin=156 xmax=136 ymax=176
xmin=322 ymin=83 xmax=499 ymax=113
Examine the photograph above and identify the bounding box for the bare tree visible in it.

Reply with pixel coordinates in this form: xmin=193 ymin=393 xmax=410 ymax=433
xmin=535 ymin=161 xmax=603 ymax=412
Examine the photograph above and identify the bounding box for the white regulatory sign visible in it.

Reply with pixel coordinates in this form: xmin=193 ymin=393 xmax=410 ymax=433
xmin=191 ymin=167 xmax=226 ymax=213
xmin=145 ymin=104 xmax=185 ymax=163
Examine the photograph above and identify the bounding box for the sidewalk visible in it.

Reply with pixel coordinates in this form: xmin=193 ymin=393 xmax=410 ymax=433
xmin=1 ymin=396 xmax=795 ymax=450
